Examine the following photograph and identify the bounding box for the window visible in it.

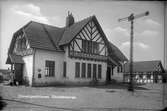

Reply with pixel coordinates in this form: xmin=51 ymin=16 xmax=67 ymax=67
xmin=21 ymin=38 xmax=27 ymax=50
xmin=75 ymin=62 xmax=80 ymax=78
xmin=45 ymin=61 xmax=55 ymax=77
xmin=92 ymin=42 xmax=99 ymax=54
xmin=147 ymin=74 xmax=151 ymax=79
xmin=82 ymin=40 xmax=86 ymax=53
xmin=82 ymin=40 xmax=99 ymax=54
xmin=87 ymin=63 xmax=91 ymax=78
xmin=117 ymin=66 xmax=122 ymax=73
xmin=98 ymin=64 xmax=102 ymax=79
xmin=81 ymin=63 xmax=86 ymax=78
xmin=15 ymin=36 xmax=27 ymax=52
xmin=93 ymin=64 xmax=97 ymax=79
xmin=88 ymin=41 xmax=92 ymax=53
xmin=38 ymin=73 xmax=41 ymax=78
xmin=63 ymin=62 xmax=66 ymax=78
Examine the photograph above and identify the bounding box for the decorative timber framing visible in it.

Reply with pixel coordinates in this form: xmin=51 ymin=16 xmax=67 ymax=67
xmin=68 ymin=20 xmax=108 ymax=61
xmin=12 ymin=29 xmax=33 ymax=56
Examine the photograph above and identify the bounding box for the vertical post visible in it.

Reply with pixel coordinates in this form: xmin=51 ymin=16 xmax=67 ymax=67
xmin=118 ymin=12 xmax=149 ymax=92
xmin=128 ymin=18 xmax=134 ymax=91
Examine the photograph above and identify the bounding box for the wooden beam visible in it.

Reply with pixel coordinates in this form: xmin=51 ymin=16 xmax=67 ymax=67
xmin=105 ymin=47 xmax=107 ymax=56
xmin=92 ymin=28 xmax=98 ymax=35
xmin=74 ymin=40 xmax=82 ymax=52
xmin=99 ymin=45 xmax=105 ymax=54
xmin=70 ymin=43 xmax=74 ymax=50
xmin=84 ymin=26 xmax=91 ymax=35
xmin=95 ymin=36 xmax=102 ymax=42
xmin=83 ymin=27 xmax=91 ymax=40
xmin=91 ymin=21 xmax=95 ymax=28
xmin=88 ymin=22 xmax=92 ymax=29
xmin=92 ymin=32 xmax=100 ymax=40
xmin=91 ymin=24 xmax=96 ymax=31
xmin=78 ymin=34 xmax=87 ymax=40
xmin=81 ymin=30 xmax=91 ymax=40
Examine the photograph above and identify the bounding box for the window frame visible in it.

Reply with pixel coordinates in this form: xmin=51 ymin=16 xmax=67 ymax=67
xmin=93 ymin=64 xmax=97 ymax=79
xmin=63 ymin=61 xmax=67 ymax=78
xmin=98 ymin=64 xmax=102 ymax=79
xmin=81 ymin=63 xmax=86 ymax=78
xmin=75 ymin=62 xmax=80 ymax=78
xmin=45 ymin=60 xmax=55 ymax=77
xmin=87 ymin=63 xmax=91 ymax=78
xmin=82 ymin=40 xmax=99 ymax=54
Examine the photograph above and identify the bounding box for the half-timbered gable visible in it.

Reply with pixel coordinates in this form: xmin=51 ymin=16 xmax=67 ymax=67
xmin=13 ymin=30 xmax=33 ymax=56
xmin=69 ymin=19 xmax=108 ymax=61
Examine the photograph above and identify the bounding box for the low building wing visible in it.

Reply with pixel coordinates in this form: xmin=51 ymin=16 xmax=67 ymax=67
xmin=123 ymin=60 xmax=165 ymax=73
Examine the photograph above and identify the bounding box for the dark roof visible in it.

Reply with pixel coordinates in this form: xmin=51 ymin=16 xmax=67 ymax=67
xmin=8 ymin=15 xmax=127 ymax=64
xmin=6 ymin=54 xmax=24 ymax=64
xmin=124 ymin=60 xmax=165 ymax=73
xmin=24 ymin=21 xmax=65 ymax=51
xmin=108 ymin=42 xmax=128 ymax=62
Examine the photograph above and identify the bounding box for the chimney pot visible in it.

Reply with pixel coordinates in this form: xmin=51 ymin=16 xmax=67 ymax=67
xmin=66 ymin=11 xmax=75 ymax=27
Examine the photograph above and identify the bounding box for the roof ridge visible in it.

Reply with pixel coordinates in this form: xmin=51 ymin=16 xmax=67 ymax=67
xmin=65 ymin=16 xmax=93 ymax=28
xmin=132 ymin=60 xmax=161 ymax=63
xmin=31 ymin=21 xmax=65 ymax=29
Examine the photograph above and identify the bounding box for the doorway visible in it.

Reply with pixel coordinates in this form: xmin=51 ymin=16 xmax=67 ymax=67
xmin=14 ymin=64 xmax=23 ymax=85
xmin=106 ymin=67 xmax=111 ymax=82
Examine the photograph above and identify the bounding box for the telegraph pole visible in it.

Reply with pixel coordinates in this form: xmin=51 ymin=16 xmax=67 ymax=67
xmin=118 ymin=11 xmax=149 ymax=92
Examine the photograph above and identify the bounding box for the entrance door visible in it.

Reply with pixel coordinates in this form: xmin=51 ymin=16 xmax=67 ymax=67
xmin=106 ymin=67 xmax=111 ymax=82
xmin=14 ymin=64 xmax=23 ymax=85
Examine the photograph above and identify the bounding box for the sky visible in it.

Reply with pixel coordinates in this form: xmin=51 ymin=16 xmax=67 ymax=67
xmin=0 ymin=0 xmax=165 ymax=69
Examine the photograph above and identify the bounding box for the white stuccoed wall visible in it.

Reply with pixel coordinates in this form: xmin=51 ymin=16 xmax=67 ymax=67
xmin=22 ymin=55 xmax=33 ymax=85
xmin=33 ymin=49 xmax=65 ymax=85
xmin=32 ymin=46 xmax=108 ymax=86
xmin=112 ymin=67 xmax=124 ymax=82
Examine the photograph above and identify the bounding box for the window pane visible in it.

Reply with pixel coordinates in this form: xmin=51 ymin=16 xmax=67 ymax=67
xmin=81 ymin=63 xmax=86 ymax=78
xmin=82 ymin=40 xmax=86 ymax=53
xmin=87 ymin=63 xmax=91 ymax=78
xmin=117 ymin=66 xmax=119 ymax=73
xmin=63 ymin=62 xmax=66 ymax=77
xmin=75 ymin=62 xmax=80 ymax=78
xmin=93 ymin=64 xmax=97 ymax=79
xmin=98 ymin=64 xmax=102 ymax=79
xmin=45 ymin=61 xmax=55 ymax=77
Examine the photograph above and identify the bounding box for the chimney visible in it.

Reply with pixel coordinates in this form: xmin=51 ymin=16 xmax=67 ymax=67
xmin=66 ymin=11 xmax=75 ymax=27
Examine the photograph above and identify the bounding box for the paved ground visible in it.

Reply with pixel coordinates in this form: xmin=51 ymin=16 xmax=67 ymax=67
xmin=0 ymin=83 xmax=166 ymax=111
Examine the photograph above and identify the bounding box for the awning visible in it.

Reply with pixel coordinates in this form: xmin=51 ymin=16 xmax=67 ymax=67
xmin=6 ymin=54 xmax=24 ymax=64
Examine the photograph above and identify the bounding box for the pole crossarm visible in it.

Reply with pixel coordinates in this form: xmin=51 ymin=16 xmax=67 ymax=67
xmin=118 ymin=11 xmax=149 ymax=22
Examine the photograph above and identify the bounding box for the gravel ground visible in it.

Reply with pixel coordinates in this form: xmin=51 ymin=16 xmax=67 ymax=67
xmin=0 ymin=83 xmax=166 ymax=111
